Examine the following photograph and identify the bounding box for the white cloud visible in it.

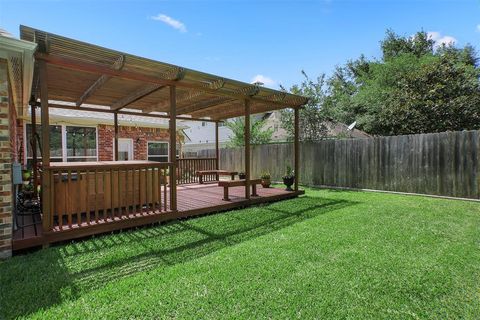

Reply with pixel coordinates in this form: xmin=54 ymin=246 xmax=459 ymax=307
xmin=427 ymin=31 xmax=456 ymax=47
xmin=251 ymin=75 xmax=276 ymax=87
xmin=151 ymin=14 xmax=187 ymax=33
xmin=476 ymin=24 xmax=480 ymax=33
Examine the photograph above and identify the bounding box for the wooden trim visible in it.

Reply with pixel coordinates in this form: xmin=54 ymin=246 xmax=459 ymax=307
xmin=294 ymin=107 xmax=299 ymax=191
xmin=215 ymin=122 xmax=219 ymax=171
xmin=244 ymin=99 xmax=251 ymax=199
xmin=169 ymin=85 xmax=177 ymax=210
xmin=114 ymin=112 xmax=119 ymax=161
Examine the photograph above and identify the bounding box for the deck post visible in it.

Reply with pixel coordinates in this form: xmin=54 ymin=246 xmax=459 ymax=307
xmin=244 ymin=99 xmax=251 ymax=199
xmin=114 ymin=112 xmax=119 ymax=161
xmin=169 ymin=85 xmax=177 ymax=211
xmin=215 ymin=121 xmax=219 ymax=179
xmin=30 ymin=97 xmax=38 ymax=197
xmin=39 ymin=60 xmax=51 ymax=234
xmin=294 ymin=107 xmax=300 ymax=191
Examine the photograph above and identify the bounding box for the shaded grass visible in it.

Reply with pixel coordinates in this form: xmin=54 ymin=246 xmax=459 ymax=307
xmin=1 ymin=188 xmax=479 ymax=319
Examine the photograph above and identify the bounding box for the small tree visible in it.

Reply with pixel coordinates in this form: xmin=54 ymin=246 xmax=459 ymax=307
xmin=225 ymin=117 xmax=274 ymax=147
xmin=280 ymin=71 xmax=328 ymax=141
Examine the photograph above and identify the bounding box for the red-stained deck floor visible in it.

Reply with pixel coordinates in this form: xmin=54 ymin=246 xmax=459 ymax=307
xmin=13 ymin=183 xmax=302 ymax=251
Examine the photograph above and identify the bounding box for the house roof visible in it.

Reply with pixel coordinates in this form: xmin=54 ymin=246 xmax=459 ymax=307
xmin=21 ymin=105 xmax=189 ymax=130
xmin=20 ymin=25 xmax=308 ymax=121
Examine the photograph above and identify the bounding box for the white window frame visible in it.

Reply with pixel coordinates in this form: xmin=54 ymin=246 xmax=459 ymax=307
xmin=24 ymin=123 xmax=99 ymax=163
xmin=147 ymin=141 xmax=169 ymax=162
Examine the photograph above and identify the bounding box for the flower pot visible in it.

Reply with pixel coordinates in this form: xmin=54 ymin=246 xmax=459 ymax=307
xmin=261 ymin=178 xmax=271 ymax=188
xmin=239 ymin=173 xmax=246 ymax=180
xmin=282 ymin=176 xmax=295 ymax=191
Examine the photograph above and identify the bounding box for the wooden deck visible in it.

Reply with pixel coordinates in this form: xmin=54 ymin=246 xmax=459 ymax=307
xmin=13 ymin=183 xmax=303 ymax=251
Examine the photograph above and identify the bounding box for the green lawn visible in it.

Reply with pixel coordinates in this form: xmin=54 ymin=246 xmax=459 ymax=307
xmin=1 ymin=188 xmax=479 ymax=319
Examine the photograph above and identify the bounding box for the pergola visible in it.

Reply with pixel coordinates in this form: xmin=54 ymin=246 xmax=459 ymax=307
xmin=17 ymin=25 xmax=307 ymax=246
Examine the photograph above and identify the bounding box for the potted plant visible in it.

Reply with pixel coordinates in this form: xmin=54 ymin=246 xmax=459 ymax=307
xmin=22 ymin=169 xmax=32 ymax=182
xmin=282 ymin=165 xmax=295 ymax=191
xmin=260 ymin=172 xmax=271 ymax=188
xmin=22 ymin=183 xmax=35 ymax=200
xmin=239 ymin=172 xmax=246 ymax=180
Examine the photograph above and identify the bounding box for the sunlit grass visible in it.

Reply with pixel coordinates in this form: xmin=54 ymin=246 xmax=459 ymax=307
xmin=1 ymin=188 xmax=479 ymax=319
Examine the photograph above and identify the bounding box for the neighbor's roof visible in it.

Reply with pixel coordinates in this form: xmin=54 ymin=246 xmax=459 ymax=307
xmin=20 ymin=25 xmax=308 ymax=121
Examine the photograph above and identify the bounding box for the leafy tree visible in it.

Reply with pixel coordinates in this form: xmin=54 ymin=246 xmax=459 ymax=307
xmin=280 ymin=71 xmax=328 ymax=141
xmin=225 ymin=117 xmax=273 ymax=147
xmin=323 ymin=30 xmax=480 ymax=135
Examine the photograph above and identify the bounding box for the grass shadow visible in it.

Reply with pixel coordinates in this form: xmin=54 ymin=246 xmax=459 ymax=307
xmin=0 ymin=195 xmax=357 ymax=319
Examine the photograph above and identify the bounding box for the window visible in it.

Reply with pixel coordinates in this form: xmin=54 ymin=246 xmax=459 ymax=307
xmin=25 ymin=124 xmax=98 ymax=164
xmin=26 ymin=124 xmax=63 ymax=164
xmin=201 ymin=121 xmax=206 ymax=127
xmin=147 ymin=142 xmax=169 ymax=162
xmin=66 ymin=126 xmax=97 ymax=162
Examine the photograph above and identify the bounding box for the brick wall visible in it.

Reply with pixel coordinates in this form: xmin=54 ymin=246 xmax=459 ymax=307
xmin=16 ymin=122 xmax=183 ymax=163
xmin=0 ymin=60 xmax=13 ymax=259
xmin=98 ymin=124 xmax=174 ymax=161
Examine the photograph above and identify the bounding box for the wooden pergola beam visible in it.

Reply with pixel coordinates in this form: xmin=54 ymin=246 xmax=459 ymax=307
xmin=141 ymin=78 xmax=225 ymax=113
xmin=76 ymin=55 xmax=125 ymax=107
xmin=208 ymin=100 xmax=303 ymax=121
xmin=188 ymin=99 xmax=238 ymax=118
xmin=176 ymin=78 xmax=225 ymax=103
xmin=35 ymin=52 xmax=306 ymax=110
xmin=111 ymin=84 xmax=165 ymax=110
xmin=48 ymin=103 xmax=220 ymax=122
xmin=178 ymin=97 xmax=234 ymax=115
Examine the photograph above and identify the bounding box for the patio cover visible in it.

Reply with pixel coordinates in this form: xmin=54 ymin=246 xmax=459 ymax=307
xmin=20 ymin=25 xmax=307 ymax=121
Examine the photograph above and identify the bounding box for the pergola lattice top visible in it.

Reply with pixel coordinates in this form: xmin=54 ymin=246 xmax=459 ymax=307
xmin=21 ymin=25 xmax=307 ymax=121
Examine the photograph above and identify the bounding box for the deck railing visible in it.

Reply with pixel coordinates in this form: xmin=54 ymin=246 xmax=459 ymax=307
xmin=41 ymin=162 xmax=171 ymax=232
xmin=177 ymin=158 xmax=217 ymax=184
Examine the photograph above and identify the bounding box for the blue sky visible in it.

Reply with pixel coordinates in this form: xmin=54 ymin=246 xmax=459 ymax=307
xmin=1 ymin=0 xmax=479 ymax=89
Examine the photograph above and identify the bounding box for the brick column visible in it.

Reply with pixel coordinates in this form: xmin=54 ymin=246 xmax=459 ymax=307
xmin=0 ymin=60 xmax=13 ymax=259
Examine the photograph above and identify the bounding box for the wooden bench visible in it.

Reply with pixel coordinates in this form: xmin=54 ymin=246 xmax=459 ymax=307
xmin=218 ymin=179 xmax=262 ymax=201
xmin=196 ymin=170 xmax=238 ymax=184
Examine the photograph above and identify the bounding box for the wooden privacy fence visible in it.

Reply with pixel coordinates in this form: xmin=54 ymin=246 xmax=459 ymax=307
xmin=198 ymin=130 xmax=480 ymax=200
xmin=42 ymin=162 xmax=171 ymax=232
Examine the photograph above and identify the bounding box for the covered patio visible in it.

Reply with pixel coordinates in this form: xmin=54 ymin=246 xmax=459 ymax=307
xmin=13 ymin=26 xmax=307 ymax=250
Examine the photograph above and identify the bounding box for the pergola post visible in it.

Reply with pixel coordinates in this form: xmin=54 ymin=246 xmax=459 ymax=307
xmin=39 ymin=60 xmax=51 ymax=236
xmin=294 ymin=107 xmax=300 ymax=191
xmin=113 ymin=112 xmax=119 ymax=161
xmin=30 ymin=98 xmax=38 ymax=197
xmin=215 ymin=121 xmax=220 ymax=179
xmin=244 ymin=99 xmax=251 ymax=199
xmin=169 ymin=85 xmax=177 ymax=211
